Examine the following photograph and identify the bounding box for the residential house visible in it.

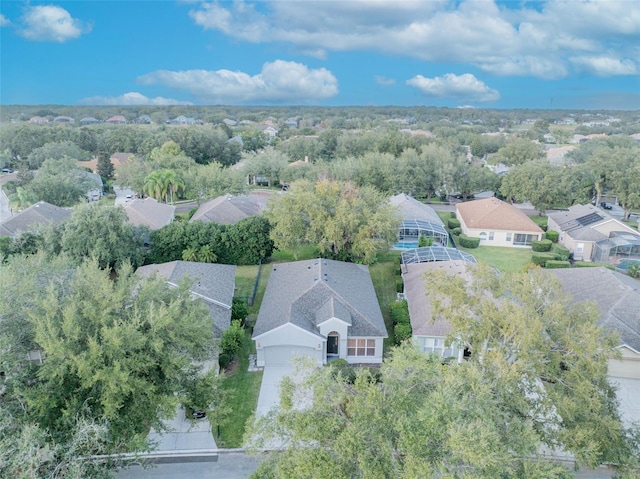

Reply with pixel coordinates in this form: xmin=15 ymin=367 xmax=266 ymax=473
xmin=223 ymin=118 xmax=238 ymax=127
xmin=252 ymin=259 xmax=388 ymax=367
xmin=166 ymin=116 xmax=197 ymax=125
xmin=390 ymin=193 xmax=448 ymax=248
xmin=189 ymin=191 xmax=273 ymax=225
xmin=122 ymin=198 xmax=175 ymax=230
xmin=0 ymin=201 xmax=71 ymax=237
xmin=77 ymin=152 xmax=139 ymax=175
xmin=402 ymin=261 xmax=471 ymax=362
xmin=53 ymin=116 xmax=74 ymax=124
xmin=136 ymin=115 xmax=152 ymax=124
xmin=261 ymin=126 xmax=278 ymax=138
xmin=547 ymin=204 xmax=640 ymax=263
xmin=135 ymin=261 xmax=236 ymax=339
xmin=80 ymin=117 xmax=101 ymax=125
xmin=28 ymin=116 xmax=49 ymax=124
xmin=548 ymin=267 xmax=640 ymax=379
xmin=456 ymin=197 xmax=544 ymax=247
xmin=106 ymin=115 xmax=127 ymax=124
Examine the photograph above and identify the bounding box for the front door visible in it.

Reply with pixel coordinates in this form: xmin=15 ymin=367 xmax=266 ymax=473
xmin=327 ymin=332 xmax=339 ymax=358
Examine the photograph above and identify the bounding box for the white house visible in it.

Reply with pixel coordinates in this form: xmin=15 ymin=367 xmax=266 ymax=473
xmin=252 ymin=259 xmax=387 ymax=367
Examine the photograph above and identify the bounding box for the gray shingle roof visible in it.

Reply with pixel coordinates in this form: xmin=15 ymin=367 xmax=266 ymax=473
xmin=547 ymin=204 xmax=612 ymax=241
xmin=402 ymin=261 xmax=471 ymax=337
xmin=547 ymin=268 xmax=640 ymax=353
xmin=123 ymin=198 xmax=175 ymax=230
xmin=253 ymin=259 xmax=387 ymax=339
xmin=190 ymin=193 xmax=270 ymax=225
xmin=136 ymin=261 xmax=236 ymax=336
xmin=0 ymin=201 xmax=71 ymax=237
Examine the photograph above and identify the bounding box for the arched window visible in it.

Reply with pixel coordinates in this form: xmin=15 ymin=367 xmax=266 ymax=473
xmin=479 ymin=232 xmax=487 ymax=240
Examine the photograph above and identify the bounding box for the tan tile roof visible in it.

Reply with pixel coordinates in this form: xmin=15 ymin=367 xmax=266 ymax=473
xmin=456 ymin=197 xmax=543 ymax=233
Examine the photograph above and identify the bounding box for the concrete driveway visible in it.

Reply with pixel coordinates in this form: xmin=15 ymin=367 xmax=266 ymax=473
xmin=113 ymin=185 xmax=136 ymax=206
xmin=148 ymin=405 xmax=217 ymax=452
xmin=255 ymin=366 xmax=295 ymax=417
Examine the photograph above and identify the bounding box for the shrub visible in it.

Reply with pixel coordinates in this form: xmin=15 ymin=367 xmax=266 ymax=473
xmin=531 ymin=252 xmax=558 ymax=266
xmin=231 ymin=298 xmax=249 ymax=326
xmin=531 ymin=239 xmax=553 ymax=252
xmin=449 ymin=211 xmax=457 ymax=218
xmin=551 ymin=243 xmax=570 ymax=261
xmin=394 ymin=322 xmax=413 ymax=344
xmin=220 ymin=320 xmax=245 ymax=358
xmin=448 ymin=218 xmax=461 ymax=229
xmin=390 ymin=300 xmax=410 ymax=325
xmin=545 ymin=230 xmax=559 ymax=243
xmin=419 ymin=235 xmax=434 ymax=247
xmin=458 ymin=234 xmax=480 ymax=248
xmin=574 ymin=262 xmax=615 ymax=269
xmin=329 ymin=359 xmax=356 ymax=383
xmin=545 ymin=260 xmax=571 ymax=269
xmin=218 ymin=352 xmax=232 ymax=370
xmin=396 ymin=276 xmax=404 ymax=293
xmin=451 ymin=227 xmax=462 ymax=236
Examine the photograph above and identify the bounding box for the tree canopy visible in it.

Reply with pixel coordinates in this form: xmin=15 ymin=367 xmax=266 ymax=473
xmin=0 ymin=254 xmax=223 ymax=476
xmin=264 ymin=179 xmax=401 ymax=264
xmin=247 ymin=265 xmax=639 ymax=479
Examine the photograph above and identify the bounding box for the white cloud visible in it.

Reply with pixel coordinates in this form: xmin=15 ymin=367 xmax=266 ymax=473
xmin=137 ymin=60 xmax=338 ymax=104
xmin=0 ymin=14 xmax=10 ymax=27
xmin=570 ymin=56 xmax=637 ymax=76
xmin=407 ymin=73 xmax=500 ymax=102
xmin=375 ymin=75 xmax=396 ymax=86
xmin=79 ymin=92 xmax=192 ymax=106
xmin=19 ymin=5 xmax=91 ymax=42
xmin=188 ymin=0 xmax=640 ymax=79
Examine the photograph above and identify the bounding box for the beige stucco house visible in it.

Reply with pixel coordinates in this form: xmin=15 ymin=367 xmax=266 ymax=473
xmin=547 ymin=204 xmax=640 ymax=263
xmin=456 ymin=197 xmax=543 ymax=247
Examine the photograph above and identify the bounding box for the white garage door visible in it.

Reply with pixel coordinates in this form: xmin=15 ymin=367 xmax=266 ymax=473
xmin=263 ymin=346 xmax=317 ymax=366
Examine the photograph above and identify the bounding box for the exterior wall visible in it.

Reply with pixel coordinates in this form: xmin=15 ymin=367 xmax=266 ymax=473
xmin=608 ymin=347 xmax=640 ymax=379
xmin=318 ymin=317 xmax=349 ymax=361
xmin=254 ymin=324 xmax=323 ymax=367
xmin=463 ymin=227 xmax=541 ymax=248
xmin=593 ymin=219 xmax=639 ymax=237
xmin=413 ymin=335 xmax=464 ymax=363
xmin=345 ymin=337 xmax=384 ymax=364
xmin=556 ymin=233 xmax=594 ymax=261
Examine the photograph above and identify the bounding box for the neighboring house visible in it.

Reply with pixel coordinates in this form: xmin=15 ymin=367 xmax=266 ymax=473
xmin=80 ymin=117 xmax=101 ymax=125
xmin=189 ymin=191 xmax=272 ymax=225
xmin=548 ymin=267 xmax=640 ymax=379
xmin=28 ymin=116 xmax=49 ymax=124
xmin=261 ymin=126 xmax=278 ymax=138
xmin=53 ymin=116 xmax=74 ymax=124
xmin=252 ymin=259 xmax=388 ymax=367
xmin=106 ymin=115 xmax=127 ymax=124
xmin=284 ymin=118 xmax=299 ymax=128
xmin=136 ymin=115 xmax=152 ymax=124
xmin=135 ymin=261 xmax=236 ymax=338
xmin=223 ymin=118 xmax=238 ymax=126
xmin=166 ymin=116 xmax=197 ymax=125
xmin=122 ymin=198 xmax=175 ymax=230
xmin=547 ymin=204 xmax=640 ymax=263
xmin=390 ymin=193 xmax=448 ymax=248
xmin=402 ymin=261 xmax=470 ymax=362
xmin=77 ymin=152 xmax=138 ymax=175
xmin=0 ymin=201 xmax=71 ymax=237
xmin=456 ymin=197 xmax=544 ymax=247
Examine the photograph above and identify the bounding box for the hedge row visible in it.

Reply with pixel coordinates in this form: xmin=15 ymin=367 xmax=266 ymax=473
xmin=531 ymin=239 xmax=552 ymax=252
xmin=545 ymin=260 xmax=571 ymax=268
xmin=545 ymin=230 xmax=559 ymax=243
xmin=458 ymin=234 xmax=480 ymax=248
xmin=447 ymin=218 xmax=461 ymax=229
xmin=551 ymin=243 xmax=570 ymax=261
xmin=390 ymin=300 xmax=412 ymax=344
xmin=531 ymin=252 xmax=559 ymax=266
xmin=451 ymin=227 xmax=462 ymax=236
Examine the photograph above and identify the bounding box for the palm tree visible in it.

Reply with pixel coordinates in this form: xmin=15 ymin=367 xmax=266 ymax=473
xmin=160 ymin=170 xmax=185 ymax=204
xmin=197 ymin=245 xmax=217 ymax=263
xmin=143 ymin=171 xmax=165 ymax=202
xmin=182 ymin=246 xmax=199 ymax=262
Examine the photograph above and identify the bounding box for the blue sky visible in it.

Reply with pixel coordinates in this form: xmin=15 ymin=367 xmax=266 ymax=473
xmin=1 ymin=0 xmax=639 ymax=109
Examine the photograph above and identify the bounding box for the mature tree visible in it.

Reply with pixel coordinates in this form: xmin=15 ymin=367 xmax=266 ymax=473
xmin=242 ymin=147 xmax=290 ymax=187
xmin=392 ymin=145 xmax=454 ymax=199
xmin=28 ymin=157 xmax=96 ymax=207
xmin=58 ymin=203 xmax=148 ymax=269
xmin=8 ymin=186 xmax=39 ymax=211
xmin=604 ymin=146 xmax=640 ymax=220
xmin=450 ymin=161 xmax=500 ymax=200
xmin=265 ymin=180 xmax=401 ymax=263
xmin=491 ymin=138 xmax=545 ymax=166
xmin=241 ymin=129 xmax=268 ymax=152
xmin=27 ymin=141 xmax=89 ymax=169
xmin=187 ymin=161 xmax=247 ymax=201
xmin=500 ymin=160 xmax=570 ymax=214
xmin=0 ymin=254 xmax=223 ymax=469
xmin=219 ymin=215 xmax=274 ymax=265
xmin=96 ymin=150 xmax=114 ymax=180
xmin=247 ymin=266 xmax=639 ymax=479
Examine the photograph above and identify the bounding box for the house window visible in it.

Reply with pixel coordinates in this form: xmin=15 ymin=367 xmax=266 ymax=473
xmin=347 ymin=338 xmax=375 ymax=357
xmin=422 ymin=337 xmax=459 ymax=359
xmin=513 ymin=234 xmax=536 ymax=246
xmin=479 ymin=232 xmax=487 ymax=240
xmin=576 ymin=243 xmax=584 ymax=253
xmin=506 ymin=232 xmax=512 ymax=242
xmin=488 ymin=232 xmax=494 ymax=241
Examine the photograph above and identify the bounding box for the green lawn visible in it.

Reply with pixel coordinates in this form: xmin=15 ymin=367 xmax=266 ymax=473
xmin=528 ymin=215 xmax=548 ymax=229
xmin=457 ymin=245 xmax=533 ymax=273
xmin=369 ymin=250 xmax=402 ymax=352
xmin=216 ymin=331 xmax=263 ymax=448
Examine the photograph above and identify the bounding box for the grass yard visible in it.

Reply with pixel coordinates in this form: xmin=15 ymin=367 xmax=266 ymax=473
xmin=216 ymin=331 xmax=263 ymax=448
xmin=369 ymin=250 xmax=402 ymax=351
xmin=457 ymin=245 xmax=533 ymax=273
xmin=528 ymin=215 xmax=548 ymax=229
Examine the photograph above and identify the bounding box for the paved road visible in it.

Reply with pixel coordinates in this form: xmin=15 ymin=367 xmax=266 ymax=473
xmin=0 ymin=171 xmax=17 ymax=222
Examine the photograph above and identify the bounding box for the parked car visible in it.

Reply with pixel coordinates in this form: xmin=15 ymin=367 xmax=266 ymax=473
xmin=600 ymin=202 xmax=613 ymax=210
xmin=1 ymin=168 xmax=13 ymax=173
